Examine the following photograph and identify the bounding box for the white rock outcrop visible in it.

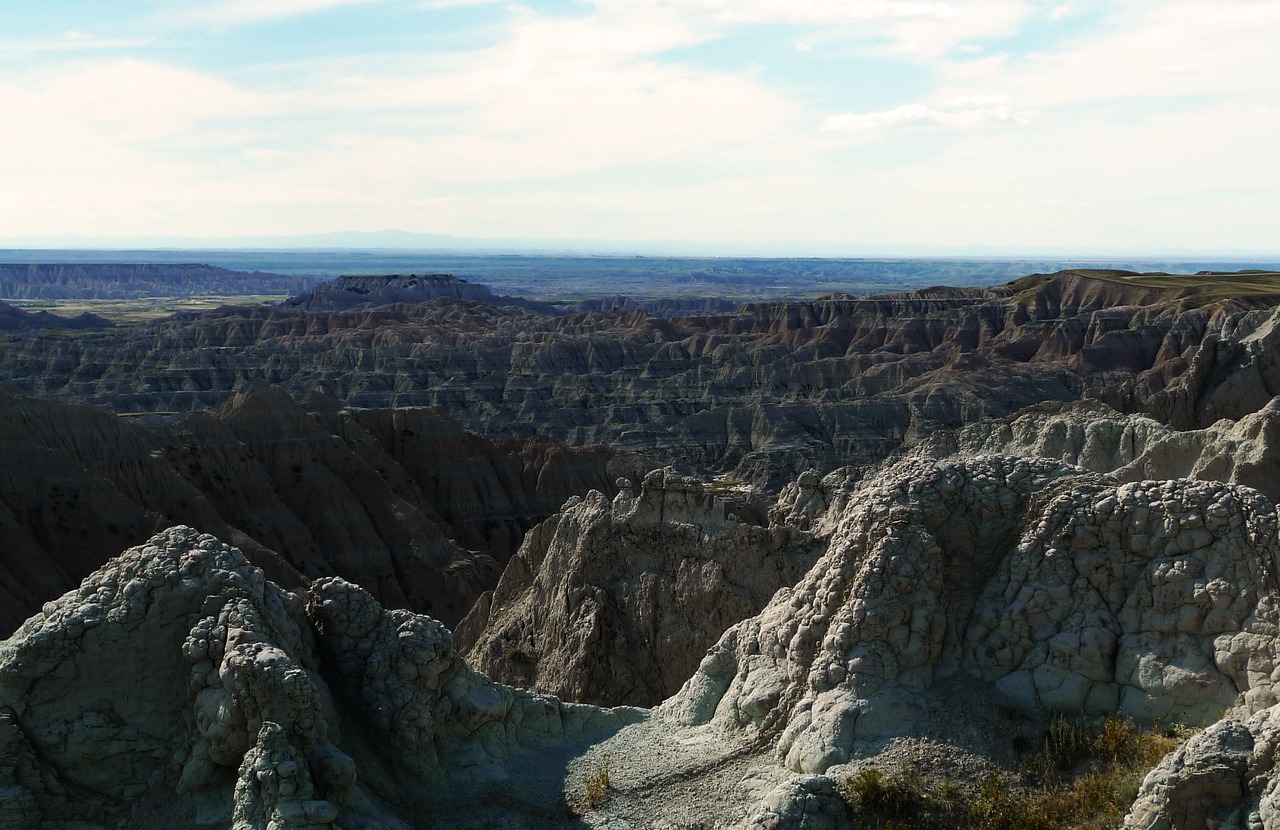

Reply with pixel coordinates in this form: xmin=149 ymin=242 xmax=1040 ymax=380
xmin=0 ymin=526 xmax=638 ymax=830
xmin=917 ymin=398 xmax=1280 ymax=505
xmin=666 ymin=456 xmax=1280 ymax=775
xmin=5 ymin=449 xmax=1280 ymax=829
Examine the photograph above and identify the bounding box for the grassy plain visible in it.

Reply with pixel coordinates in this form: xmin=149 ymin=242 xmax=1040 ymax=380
xmin=7 ymin=295 xmax=291 ymax=324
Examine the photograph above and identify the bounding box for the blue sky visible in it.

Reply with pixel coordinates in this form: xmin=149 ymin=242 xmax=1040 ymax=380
xmin=2 ymin=0 xmax=1278 ymax=254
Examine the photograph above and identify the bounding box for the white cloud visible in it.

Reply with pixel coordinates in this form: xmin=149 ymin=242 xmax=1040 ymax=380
xmin=0 ymin=31 xmax=156 ymax=60
xmin=644 ymin=0 xmax=962 ymax=25
xmin=822 ymin=95 xmax=1028 ymax=131
xmin=2 ymin=0 xmax=1278 ymax=251
xmin=178 ymin=0 xmax=385 ymax=26
xmin=1049 ymin=5 xmax=1072 ymax=21
xmin=593 ymin=0 xmax=1033 ymax=59
xmin=940 ymin=1 xmax=1280 ymax=108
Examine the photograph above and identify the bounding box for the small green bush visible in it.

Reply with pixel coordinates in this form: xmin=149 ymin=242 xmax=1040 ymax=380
xmin=503 ymin=646 xmax=533 ymax=665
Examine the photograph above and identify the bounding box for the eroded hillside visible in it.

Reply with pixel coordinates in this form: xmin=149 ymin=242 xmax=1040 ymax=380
xmin=0 ymin=384 xmax=652 ymax=635
xmin=1 ymin=270 xmax=1278 ymax=487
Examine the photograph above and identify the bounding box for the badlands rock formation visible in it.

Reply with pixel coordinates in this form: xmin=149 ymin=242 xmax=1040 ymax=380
xmin=0 ymin=298 xmax=111 ymax=330
xmin=3 ymin=448 xmax=1280 ymax=828
xmin=4 ymin=270 xmax=1278 ymax=485
xmin=0 ymin=527 xmax=638 ymax=830
xmin=0 ymin=383 xmax=651 ymax=636
xmin=0 ymin=263 xmax=315 ymax=299
xmin=915 ymin=397 xmax=1280 ymax=505
xmin=280 ymin=273 xmax=555 ymax=313
xmin=664 ymin=455 xmax=1280 ymax=778
xmin=457 ymin=467 xmax=821 ymax=706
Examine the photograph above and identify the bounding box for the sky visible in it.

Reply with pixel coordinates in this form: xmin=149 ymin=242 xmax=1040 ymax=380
xmin=1 ymin=0 xmax=1278 ymax=254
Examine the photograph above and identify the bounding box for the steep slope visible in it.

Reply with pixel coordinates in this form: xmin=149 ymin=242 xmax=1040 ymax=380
xmin=4 ymin=450 xmax=1280 ymax=829
xmin=2 ymin=269 xmax=1278 ymax=486
xmin=914 ymin=397 xmax=1280 ymax=505
xmin=0 ymin=262 xmax=315 ymax=299
xmin=665 ymin=457 xmax=1280 ymax=774
xmin=0 ymin=385 xmax=651 ymax=635
xmin=0 ymin=527 xmax=639 ymax=830
xmin=456 ymin=468 xmax=821 ymax=706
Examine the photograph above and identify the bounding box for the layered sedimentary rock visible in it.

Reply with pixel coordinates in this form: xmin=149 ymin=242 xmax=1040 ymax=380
xmin=0 ymin=527 xmax=637 ymax=830
xmin=5 ymin=270 xmax=1278 ymax=486
xmin=915 ymin=397 xmax=1280 ymax=505
xmin=0 ymin=298 xmax=111 ymax=330
xmin=457 ymin=468 xmax=821 ymax=706
xmin=573 ymin=295 xmax=742 ymax=317
xmin=4 ymin=449 xmax=1280 ymax=828
xmin=0 ymin=263 xmax=316 ymax=299
xmin=665 ymin=456 xmax=1280 ymax=775
xmin=280 ymin=273 xmax=555 ymax=313
xmin=0 ymin=384 xmax=650 ymax=636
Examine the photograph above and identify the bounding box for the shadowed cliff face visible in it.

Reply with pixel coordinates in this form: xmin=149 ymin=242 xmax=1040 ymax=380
xmin=0 ymin=385 xmax=653 ymax=636
xmin=2 ymin=270 xmax=1277 ymax=488
xmin=455 ymin=468 xmax=822 ymax=707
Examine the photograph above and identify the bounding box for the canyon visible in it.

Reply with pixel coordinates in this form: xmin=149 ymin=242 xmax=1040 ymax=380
xmin=3 ymin=269 xmax=1280 ymax=492
xmin=3 ymin=265 xmax=1280 ymax=829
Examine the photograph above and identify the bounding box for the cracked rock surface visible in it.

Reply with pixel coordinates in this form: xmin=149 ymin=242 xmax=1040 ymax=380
xmin=665 ymin=456 xmax=1280 ymax=776
xmin=6 ymin=447 xmax=1280 ymax=829
xmin=0 ymin=526 xmax=638 ymax=829
xmin=457 ymin=467 xmax=821 ymax=707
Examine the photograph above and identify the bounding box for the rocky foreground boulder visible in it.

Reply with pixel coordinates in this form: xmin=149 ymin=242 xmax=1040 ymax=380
xmin=6 ymin=452 xmax=1280 ymax=828
xmin=664 ymin=457 xmax=1280 ymax=776
xmin=0 ymin=526 xmax=638 ymax=830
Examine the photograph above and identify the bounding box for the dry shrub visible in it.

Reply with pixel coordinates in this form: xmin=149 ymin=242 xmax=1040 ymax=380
xmin=583 ymin=755 xmax=612 ymax=810
xmin=840 ymin=715 xmax=1190 ymax=830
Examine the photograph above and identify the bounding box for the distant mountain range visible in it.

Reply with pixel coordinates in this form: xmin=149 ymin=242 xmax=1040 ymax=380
xmin=3 ymin=229 xmax=1280 ymax=259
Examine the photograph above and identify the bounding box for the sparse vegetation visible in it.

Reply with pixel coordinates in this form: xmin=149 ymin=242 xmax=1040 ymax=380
xmin=503 ymin=645 xmax=533 ymax=665
xmin=705 ymin=477 xmax=749 ymax=495
xmin=839 ymin=715 xmax=1188 ymax=830
xmin=582 ymin=755 xmax=612 ymax=810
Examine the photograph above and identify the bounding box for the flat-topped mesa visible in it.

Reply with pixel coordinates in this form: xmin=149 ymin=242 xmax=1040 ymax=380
xmin=278 ymin=273 xmax=558 ymax=314
xmin=0 ymin=527 xmax=636 ymax=830
xmin=455 ymin=469 xmax=822 ymax=707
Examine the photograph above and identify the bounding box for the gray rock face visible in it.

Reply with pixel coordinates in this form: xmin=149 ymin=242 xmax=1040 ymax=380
xmin=734 ymin=775 xmax=853 ymax=830
xmin=7 ymin=451 xmax=1280 ymax=828
xmin=1123 ymin=718 xmax=1254 ymax=830
xmin=666 ymin=456 xmax=1280 ymax=774
xmin=0 ymin=527 xmax=637 ymax=829
xmin=917 ymin=398 xmax=1280 ymax=506
xmin=457 ymin=468 xmax=821 ymax=706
